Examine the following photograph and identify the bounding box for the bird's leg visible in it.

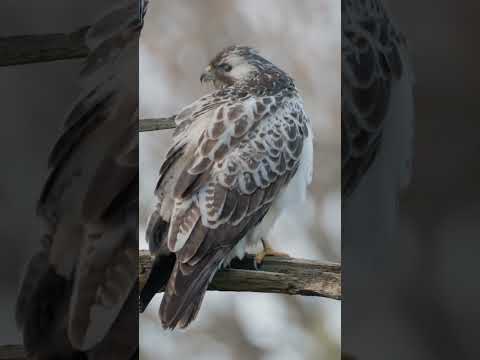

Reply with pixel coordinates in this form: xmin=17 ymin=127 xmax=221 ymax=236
xmin=254 ymin=238 xmax=290 ymax=267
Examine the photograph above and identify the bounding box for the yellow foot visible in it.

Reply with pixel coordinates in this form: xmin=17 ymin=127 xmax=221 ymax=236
xmin=254 ymin=240 xmax=290 ymax=268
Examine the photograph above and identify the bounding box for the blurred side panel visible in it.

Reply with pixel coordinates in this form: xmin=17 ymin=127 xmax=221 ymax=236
xmin=0 ymin=1 xmax=140 ymax=358
xmin=342 ymin=0 xmax=480 ymax=359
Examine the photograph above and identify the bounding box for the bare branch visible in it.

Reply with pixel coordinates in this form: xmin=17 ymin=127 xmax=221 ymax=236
xmin=139 ymin=117 xmax=176 ymax=132
xmin=139 ymin=250 xmax=341 ymax=300
xmin=0 ymin=27 xmax=90 ymax=67
xmin=0 ymin=345 xmax=25 ymax=360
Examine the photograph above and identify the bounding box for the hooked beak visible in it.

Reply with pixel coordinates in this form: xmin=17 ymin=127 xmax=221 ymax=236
xmin=200 ymin=65 xmax=215 ymax=84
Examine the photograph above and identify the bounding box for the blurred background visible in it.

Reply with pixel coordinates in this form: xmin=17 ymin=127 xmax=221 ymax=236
xmin=394 ymin=1 xmax=480 ymax=358
xmin=0 ymin=0 xmax=117 ymax=347
xmin=343 ymin=1 xmax=480 ymax=359
xmin=139 ymin=1 xmax=340 ymax=359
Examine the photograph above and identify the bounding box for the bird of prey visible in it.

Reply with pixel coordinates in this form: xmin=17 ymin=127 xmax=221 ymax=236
xmin=15 ymin=1 xmax=144 ymax=358
xmin=140 ymin=45 xmax=313 ymax=329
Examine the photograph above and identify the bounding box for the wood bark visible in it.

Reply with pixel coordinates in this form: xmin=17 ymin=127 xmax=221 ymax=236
xmin=0 ymin=27 xmax=89 ymax=67
xmin=139 ymin=250 xmax=341 ymax=300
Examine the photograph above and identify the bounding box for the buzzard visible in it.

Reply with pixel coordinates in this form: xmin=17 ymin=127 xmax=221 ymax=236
xmin=15 ymin=1 xmax=144 ymax=358
xmin=140 ymin=45 xmax=314 ymax=329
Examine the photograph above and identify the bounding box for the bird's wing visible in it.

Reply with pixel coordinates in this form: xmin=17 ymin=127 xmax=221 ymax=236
xmin=341 ymin=0 xmax=409 ymax=197
xmin=147 ymin=89 xmax=309 ymax=328
xmin=145 ymin=89 xmax=250 ymax=253
xmin=38 ymin=0 xmax=142 ymax=223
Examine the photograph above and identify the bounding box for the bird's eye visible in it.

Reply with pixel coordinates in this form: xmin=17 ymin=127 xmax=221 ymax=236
xmin=220 ymin=63 xmax=232 ymax=72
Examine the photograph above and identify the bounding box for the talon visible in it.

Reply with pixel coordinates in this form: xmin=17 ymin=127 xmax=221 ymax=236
xmin=254 ymin=239 xmax=290 ymax=268
xmin=253 ymin=255 xmax=260 ymax=270
xmin=255 ymin=251 xmax=267 ymax=268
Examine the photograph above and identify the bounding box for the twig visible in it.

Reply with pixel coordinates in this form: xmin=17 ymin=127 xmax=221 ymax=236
xmin=0 ymin=27 xmax=90 ymax=67
xmin=139 ymin=117 xmax=176 ymax=132
xmin=139 ymin=250 xmax=341 ymax=300
xmin=0 ymin=345 xmax=25 ymax=360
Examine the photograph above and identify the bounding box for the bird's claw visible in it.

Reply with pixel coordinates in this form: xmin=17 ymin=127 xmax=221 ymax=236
xmin=254 ymin=247 xmax=290 ymax=269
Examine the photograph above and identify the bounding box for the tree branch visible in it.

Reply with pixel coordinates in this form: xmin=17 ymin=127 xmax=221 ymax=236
xmin=0 ymin=27 xmax=90 ymax=67
xmin=139 ymin=250 xmax=341 ymax=300
xmin=139 ymin=117 xmax=176 ymax=132
xmin=0 ymin=345 xmax=25 ymax=360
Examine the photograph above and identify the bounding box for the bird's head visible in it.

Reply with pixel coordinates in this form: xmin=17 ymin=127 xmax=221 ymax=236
xmin=200 ymin=45 xmax=273 ymax=89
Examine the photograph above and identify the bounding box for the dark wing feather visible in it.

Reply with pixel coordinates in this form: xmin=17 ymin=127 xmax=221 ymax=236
xmin=342 ymin=0 xmax=407 ymax=197
xmin=66 ymin=4 xmax=142 ymax=352
xmin=82 ymin=112 xmax=138 ymax=221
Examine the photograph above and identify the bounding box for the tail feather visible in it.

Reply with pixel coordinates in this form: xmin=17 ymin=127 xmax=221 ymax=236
xmin=88 ymin=285 xmax=139 ymax=360
xmin=159 ymin=250 xmax=225 ymax=329
xmin=15 ymin=237 xmax=51 ymax=329
xmin=21 ymin=267 xmax=75 ymax=359
xmin=176 ymin=292 xmax=207 ymax=329
xmin=139 ymin=254 xmax=176 ymax=312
